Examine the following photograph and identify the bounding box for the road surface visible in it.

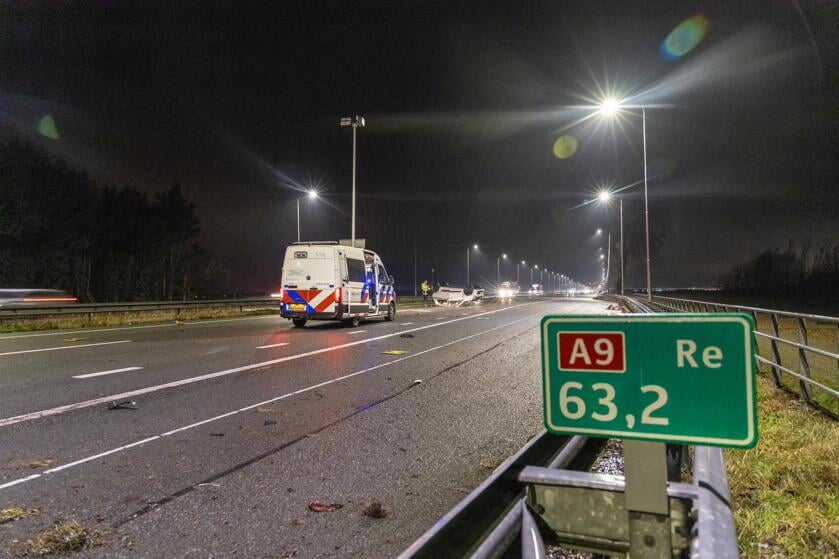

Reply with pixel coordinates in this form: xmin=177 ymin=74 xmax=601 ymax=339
xmin=0 ymin=297 xmax=614 ymax=558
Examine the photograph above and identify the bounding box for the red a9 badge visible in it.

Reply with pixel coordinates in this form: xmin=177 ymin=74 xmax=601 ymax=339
xmin=558 ymin=332 xmax=626 ymax=373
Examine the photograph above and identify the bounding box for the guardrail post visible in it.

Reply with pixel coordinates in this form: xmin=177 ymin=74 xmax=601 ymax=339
xmin=798 ymin=317 xmax=814 ymax=403
xmin=769 ymin=313 xmax=783 ymax=387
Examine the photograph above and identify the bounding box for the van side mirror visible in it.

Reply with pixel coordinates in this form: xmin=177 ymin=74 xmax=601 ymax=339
xmin=389 ymin=277 xmax=395 ymax=286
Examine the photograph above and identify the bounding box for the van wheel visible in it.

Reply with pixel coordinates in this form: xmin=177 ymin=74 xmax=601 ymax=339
xmin=292 ymin=318 xmax=307 ymax=328
xmin=345 ymin=316 xmax=361 ymax=328
xmin=385 ymin=302 xmax=396 ymax=321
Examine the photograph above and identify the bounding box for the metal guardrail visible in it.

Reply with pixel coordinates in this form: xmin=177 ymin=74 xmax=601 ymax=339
xmin=401 ymin=296 xmax=740 ymax=558
xmin=646 ymin=295 xmax=839 ymax=419
xmin=0 ymin=298 xmax=280 ymax=321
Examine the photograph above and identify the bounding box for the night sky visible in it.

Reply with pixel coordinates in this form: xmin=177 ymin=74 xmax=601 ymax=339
xmin=1 ymin=1 xmax=837 ymax=292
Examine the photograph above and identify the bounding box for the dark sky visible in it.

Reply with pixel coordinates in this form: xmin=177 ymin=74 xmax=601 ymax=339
xmin=1 ymin=1 xmax=837 ymax=292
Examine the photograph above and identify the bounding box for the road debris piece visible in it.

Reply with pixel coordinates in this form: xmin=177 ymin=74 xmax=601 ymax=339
xmin=381 ymin=350 xmax=409 ymax=355
xmin=63 ymin=338 xmax=84 ymax=343
xmin=197 ymin=483 xmax=220 ymax=488
xmin=27 ymin=521 xmax=105 ymax=555
xmin=263 ymin=419 xmax=278 ymax=426
xmin=412 ymin=379 xmax=423 ymax=385
xmin=10 ymin=459 xmax=55 ymax=470
xmin=1 ymin=507 xmax=39 ymax=524
xmin=255 ymin=407 xmax=277 ymax=414
xmin=308 ymin=502 xmax=343 ymax=513
xmin=362 ymin=500 xmax=387 ymax=519
xmin=107 ymin=400 xmax=137 ymax=410
xmin=399 ymin=333 xmax=415 ymax=338
xmin=210 ymin=433 xmax=225 ymax=437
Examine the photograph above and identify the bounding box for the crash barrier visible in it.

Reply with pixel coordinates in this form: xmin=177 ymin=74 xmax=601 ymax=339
xmin=643 ymin=295 xmax=838 ymax=420
xmin=0 ymin=297 xmax=280 ymax=323
xmin=400 ymin=298 xmax=740 ymax=558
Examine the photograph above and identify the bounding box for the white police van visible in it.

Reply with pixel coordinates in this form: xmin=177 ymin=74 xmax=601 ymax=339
xmin=275 ymin=241 xmax=396 ymax=327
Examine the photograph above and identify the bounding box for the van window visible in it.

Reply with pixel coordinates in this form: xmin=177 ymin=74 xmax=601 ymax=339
xmin=377 ymin=265 xmax=388 ymax=284
xmin=347 ymin=258 xmax=366 ymax=283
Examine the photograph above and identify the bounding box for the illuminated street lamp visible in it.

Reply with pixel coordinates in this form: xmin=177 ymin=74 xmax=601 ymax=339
xmin=517 ymin=260 xmax=525 ymax=284
xmin=598 ymin=98 xmax=651 ymax=301
xmin=340 ymin=115 xmax=366 ymax=246
xmin=297 ymin=189 xmax=319 ymax=243
xmin=597 ymin=190 xmax=624 ymax=295
xmin=497 ymin=253 xmax=507 ymax=284
xmin=466 ymin=244 xmax=478 ymax=285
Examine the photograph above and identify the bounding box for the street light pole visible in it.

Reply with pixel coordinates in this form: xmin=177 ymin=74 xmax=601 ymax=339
xmin=642 ymin=107 xmax=651 ymax=301
xmin=620 ymin=198 xmax=625 ymax=295
xmin=466 ymin=244 xmax=478 ymax=286
xmin=497 ymin=254 xmax=507 ymax=285
xmin=296 ymin=190 xmax=318 ymax=243
xmin=340 ymin=115 xmax=366 ymax=246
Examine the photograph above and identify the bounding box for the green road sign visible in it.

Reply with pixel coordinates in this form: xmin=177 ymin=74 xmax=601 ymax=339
xmin=541 ymin=314 xmax=757 ymax=448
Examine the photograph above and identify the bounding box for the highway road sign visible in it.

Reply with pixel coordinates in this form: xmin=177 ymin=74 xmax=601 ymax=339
xmin=541 ymin=314 xmax=757 ymax=448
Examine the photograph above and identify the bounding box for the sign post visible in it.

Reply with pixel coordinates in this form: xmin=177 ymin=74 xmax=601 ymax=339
xmin=541 ymin=314 xmax=756 ymax=557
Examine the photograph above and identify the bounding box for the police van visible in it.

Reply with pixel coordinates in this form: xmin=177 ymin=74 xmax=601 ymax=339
xmin=275 ymin=241 xmax=396 ymax=328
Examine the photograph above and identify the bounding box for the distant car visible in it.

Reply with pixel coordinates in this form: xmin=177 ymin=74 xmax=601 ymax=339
xmin=497 ymin=281 xmax=518 ymax=299
xmin=0 ymin=289 xmax=78 ymax=307
xmin=528 ymin=283 xmax=544 ymax=296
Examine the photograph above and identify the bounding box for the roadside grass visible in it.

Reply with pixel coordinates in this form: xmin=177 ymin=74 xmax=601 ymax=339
xmin=726 ymin=374 xmax=839 ymax=558
xmin=752 ymin=314 xmax=838 ymax=416
xmin=0 ymin=308 xmax=280 ymax=334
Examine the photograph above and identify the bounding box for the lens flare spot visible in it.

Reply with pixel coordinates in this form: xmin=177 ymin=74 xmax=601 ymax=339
xmin=552 ymin=135 xmax=578 ymax=159
xmin=660 ymin=14 xmax=710 ymax=61
xmin=38 ymin=114 xmax=60 ymax=140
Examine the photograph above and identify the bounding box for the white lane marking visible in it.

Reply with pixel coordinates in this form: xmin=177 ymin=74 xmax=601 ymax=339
xmin=346 ymin=330 xmax=367 ymax=335
xmin=0 ymin=314 xmax=281 ymax=341
xmin=400 ymin=322 xmax=414 ymax=325
xmin=72 ymin=366 xmax=143 ymax=379
xmin=0 ymin=311 xmax=540 ymax=492
xmin=0 ymin=474 xmax=41 ymax=490
xmin=0 ymin=303 xmax=534 ymax=428
xmin=256 ymin=342 xmax=290 ymax=349
xmin=42 ymin=436 xmax=161 ymax=474
xmin=0 ymin=340 xmax=131 ymax=357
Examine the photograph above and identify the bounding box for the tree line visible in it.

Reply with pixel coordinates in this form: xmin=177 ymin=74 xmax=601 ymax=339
xmin=0 ymin=140 xmax=227 ymax=302
xmin=720 ymin=240 xmax=839 ymax=297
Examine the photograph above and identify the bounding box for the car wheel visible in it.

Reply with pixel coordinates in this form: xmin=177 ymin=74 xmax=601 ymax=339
xmin=385 ymin=302 xmax=396 ymax=321
xmin=292 ymin=318 xmax=307 ymax=328
xmin=345 ymin=315 xmax=361 ymax=328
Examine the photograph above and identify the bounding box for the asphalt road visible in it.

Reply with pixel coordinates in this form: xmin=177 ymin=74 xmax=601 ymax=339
xmin=0 ymin=296 xmax=615 ymax=558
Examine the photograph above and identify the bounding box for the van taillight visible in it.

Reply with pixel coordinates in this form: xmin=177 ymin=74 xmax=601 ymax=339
xmin=271 ymin=289 xmax=284 ymax=299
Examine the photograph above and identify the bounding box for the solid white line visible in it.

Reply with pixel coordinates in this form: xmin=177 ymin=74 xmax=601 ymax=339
xmin=400 ymin=322 xmax=414 ymax=325
xmin=0 ymin=303 xmax=533 ymax=428
xmin=346 ymin=330 xmax=367 ymax=335
xmin=0 ymin=474 xmax=41 ymax=490
xmin=0 ymin=314 xmax=282 ymax=341
xmin=72 ymin=366 xmax=143 ymax=379
xmin=42 ymin=436 xmax=161 ymax=474
xmin=0 ymin=310 xmax=541 ymax=492
xmin=256 ymin=342 xmax=290 ymax=349
xmin=0 ymin=340 xmax=131 ymax=357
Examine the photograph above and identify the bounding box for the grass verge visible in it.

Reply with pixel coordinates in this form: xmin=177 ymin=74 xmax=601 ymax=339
xmin=727 ymin=374 xmax=839 ymax=558
xmin=0 ymin=308 xmax=280 ymax=334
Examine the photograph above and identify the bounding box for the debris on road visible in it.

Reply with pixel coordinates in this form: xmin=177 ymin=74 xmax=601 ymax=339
xmin=255 ymin=407 xmax=277 ymax=414
xmin=263 ymin=419 xmax=278 ymax=426
xmin=197 ymin=483 xmax=220 ymax=488
xmin=399 ymin=333 xmax=415 ymax=338
xmin=106 ymin=400 xmax=137 ymax=410
xmin=381 ymin=350 xmax=409 ymax=355
xmin=361 ymin=500 xmax=387 ymax=519
xmin=412 ymin=379 xmax=423 ymax=385
xmin=10 ymin=458 xmax=54 ymax=470
xmin=308 ymin=502 xmax=343 ymax=513
xmin=62 ymin=338 xmax=84 ymax=343
xmin=210 ymin=432 xmax=225 ymax=437
xmin=1 ymin=507 xmax=39 ymax=524
xmin=27 ymin=521 xmax=105 ymax=555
